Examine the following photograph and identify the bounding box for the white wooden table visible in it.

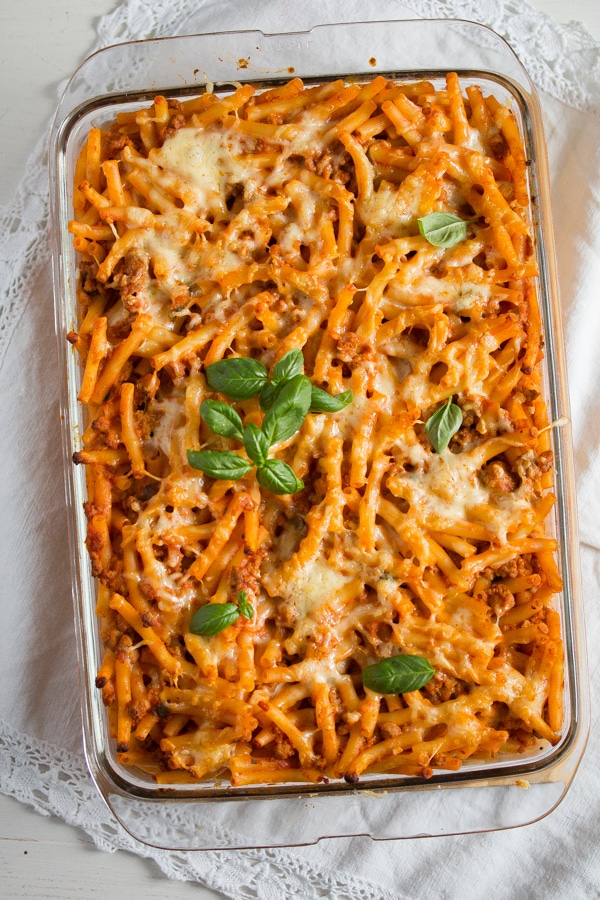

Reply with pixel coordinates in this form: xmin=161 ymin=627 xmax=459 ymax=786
xmin=1 ymin=1 xmax=599 ymax=896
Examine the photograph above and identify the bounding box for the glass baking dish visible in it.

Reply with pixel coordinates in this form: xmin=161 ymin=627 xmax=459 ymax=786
xmin=49 ymin=19 xmax=589 ymax=849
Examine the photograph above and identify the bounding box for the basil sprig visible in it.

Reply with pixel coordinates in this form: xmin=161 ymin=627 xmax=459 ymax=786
xmin=259 ymin=349 xmax=305 ymax=411
xmin=206 ymin=350 xmax=353 ymax=414
xmin=262 ymin=374 xmax=312 ymax=446
xmin=362 ymin=654 xmax=435 ymax=694
xmin=205 ymin=356 xmax=268 ymax=399
xmin=425 ymin=397 xmax=463 ymax=452
xmin=272 ymin=348 xmax=304 ymax=383
xmin=310 ymin=387 xmax=354 ymax=413
xmin=188 ymin=350 xmax=353 ymax=494
xmin=186 ymin=449 xmax=252 ymax=480
xmin=189 ymin=590 xmax=254 ymax=637
xmin=236 ymin=589 xmax=253 ymax=620
xmin=417 ymin=212 xmax=476 ymax=248
xmin=257 ymin=458 xmax=304 ymax=494
xmin=200 ymin=400 xmax=244 ymax=442
xmin=243 ymin=422 xmax=269 ymax=466
xmin=189 ymin=376 xmax=307 ymax=494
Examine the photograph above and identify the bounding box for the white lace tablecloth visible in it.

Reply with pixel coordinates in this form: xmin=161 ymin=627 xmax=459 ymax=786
xmin=2 ymin=1 xmax=600 ymax=896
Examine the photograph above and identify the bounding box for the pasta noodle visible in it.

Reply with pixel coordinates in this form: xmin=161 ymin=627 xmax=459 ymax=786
xmin=69 ymin=73 xmax=564 ymax=786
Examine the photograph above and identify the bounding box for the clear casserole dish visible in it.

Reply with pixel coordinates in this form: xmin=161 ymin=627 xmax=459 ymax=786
xmin=49 ymin=18 xmax=588 ymax=849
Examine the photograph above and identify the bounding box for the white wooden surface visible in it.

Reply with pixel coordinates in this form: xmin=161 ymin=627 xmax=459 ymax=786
xmin=1 ymin=0 xmax=599 ymax=896
xmin=1 ymin=795 xmax=221 ymax=899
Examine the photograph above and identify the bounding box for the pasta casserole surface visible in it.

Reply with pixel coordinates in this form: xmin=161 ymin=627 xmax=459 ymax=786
xmin=68 ymin=73 xmax=564 ymax=786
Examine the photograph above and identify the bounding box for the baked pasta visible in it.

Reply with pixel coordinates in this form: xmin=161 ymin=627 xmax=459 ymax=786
xmin=68 ymin=73 xmax=564 ymax=786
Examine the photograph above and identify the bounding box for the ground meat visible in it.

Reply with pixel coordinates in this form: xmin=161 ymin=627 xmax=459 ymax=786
xmin=489 ymin=131 xmax=509 ymax=160
xmin=480 ymin=460 xmax=517 ymax=493
xmin=101 ymin=682 xmax=116 ymax=706
xmin=91 ymin=414 xmax=121 ymax=449
xmin=448 ymin=406 xmax=480 ymax=450
xmin=514 ymin=451 xmax=553 ymax=483
xmin=514 ymin=387 xmax=539 ymax=405
xmin=450 ymin=424 xmax=479 ymax=451
xmin=128 ymin=700 xmax=149 ymax=726
xmin=78 ymin=259 xmax=102 ymax=295
xmin=232 ymin=548 xmax=264 ymax=601
xmin=112 ymin=249 xmax=150 ymax=311
xmin=137 ymin=372 xmax=160 ymax=403
xmin=275 ymin=599 xmax=297 ymax=628
xmin=482 ymin=553 xmax=533 ymax=580
xmin=141 ymin=612 xmax=160 ymax=630
xmin=315 ymin=151 xmax=335 ymax=180
xmin=159 ymin=113 xmax=187 ymax=143
xmin=379 ymin=722 xmax=403 ymax=739
xmin=422 ymin=672 xmax=465 ymax=703
xmin=86 ymin=521 xmax=110 ymax=577
xmin=479 ymin=583 xmax=515 ymax=617
xmin=139 ymin=578 xmax=160 ymax=602
xmin=273 ymin=731 xmax=295 ymax=760
xmin=335 ymin=331 xmax=363 ymax=361
xmin=105 ymin=126 xmax=133 ymax=157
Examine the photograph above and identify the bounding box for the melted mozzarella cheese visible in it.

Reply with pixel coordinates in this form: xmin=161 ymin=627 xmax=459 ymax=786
xmin=147 ymin=394 xmax=185 ymax=460
xmin=280 ymin=553 xmax=352 ymax=624
xmin=331 ymin=391 xmax=370 ymax=434
xmin=151 ymin=127 xmax=250 ymax=216
xmin=398 ymin=447 xmax=531 ymax=542
xmin=373 ymin=359 xmax=403 ymax=414
xmin=386 ymin=276 xmax=492 ymax=314
xmin=358 ymin=181 xmax=419 ymax=235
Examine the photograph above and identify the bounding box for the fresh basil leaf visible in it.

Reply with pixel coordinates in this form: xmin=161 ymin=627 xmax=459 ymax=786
xmin=272 ymin=349 xmax=304 ymax=384
xmin=309 ymin=386 xmax=354 ymax=413
xmin=418 ymin=212 xmax=471 ymax=248
xmin=189 ymin=602 xmax=240 ymax=637
xmin=237 ymin=590 xmax=254 ymax=619
xmin=243 ymin=423 xmax=269 ymax=466
xmin=362 ymin=655 xmax=435 ymax=694
xmin=200 ymin=399 xmax=244 ymax=441
xmin=205 ymin=356 xmax=268 ymax=399
xmin=259 ymin=379 xmax=283 ymax=412
xmin=256 ymin=458 xmax=304 ymax=495
xmin=186 ymin=449 xmax=252 ymax=480
xmin=261 ymin=374 xmax=312 ymax=446
xmin=425 ymin=397 xmax=463 ymax=452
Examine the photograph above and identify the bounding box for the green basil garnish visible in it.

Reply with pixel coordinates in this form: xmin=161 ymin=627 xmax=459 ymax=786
xmin=259 ymin=350 xmax=304 ymax=410
xmin=200 ymin=399 xmax=244 ymax=441
xmin=310 ymin=386 xmax=354 ymax=413
xmin=189 ymin=602 xmax=241 ymax=636
xmin=259 ymin=380 xmax=283 ymax=411
xmin=189 ymin=351 xmax=352 ymax=494
xmin=189 ymin=590 xmax=254 ymax=636
xmin=243 ymin=422 xmax=269 ymax=466
xmin=186 ymin=449 xmax=252 ymax=480
xmin=261 ymin=374 xmax=312 ymax=446
xmin=424 ymin=397 xmax=463 ymax=452
xmin=237 ymin=590 xmax=254 ymax=619
xmin=256 ymin=458 xmax=304 ymax=495
xmin=272 ymin=349 xmax=304 ymax=383
xmin=205 ymin=356 xmax=268 ymax=399
xmin=417 ymin=212 xmax=475 ymax=248
xmin=362 ymin=655 xmax=435 ymax=694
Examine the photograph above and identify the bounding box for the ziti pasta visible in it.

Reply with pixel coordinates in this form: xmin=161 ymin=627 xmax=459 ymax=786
xmin=68 ymin=73 xmax=565 ymax=786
